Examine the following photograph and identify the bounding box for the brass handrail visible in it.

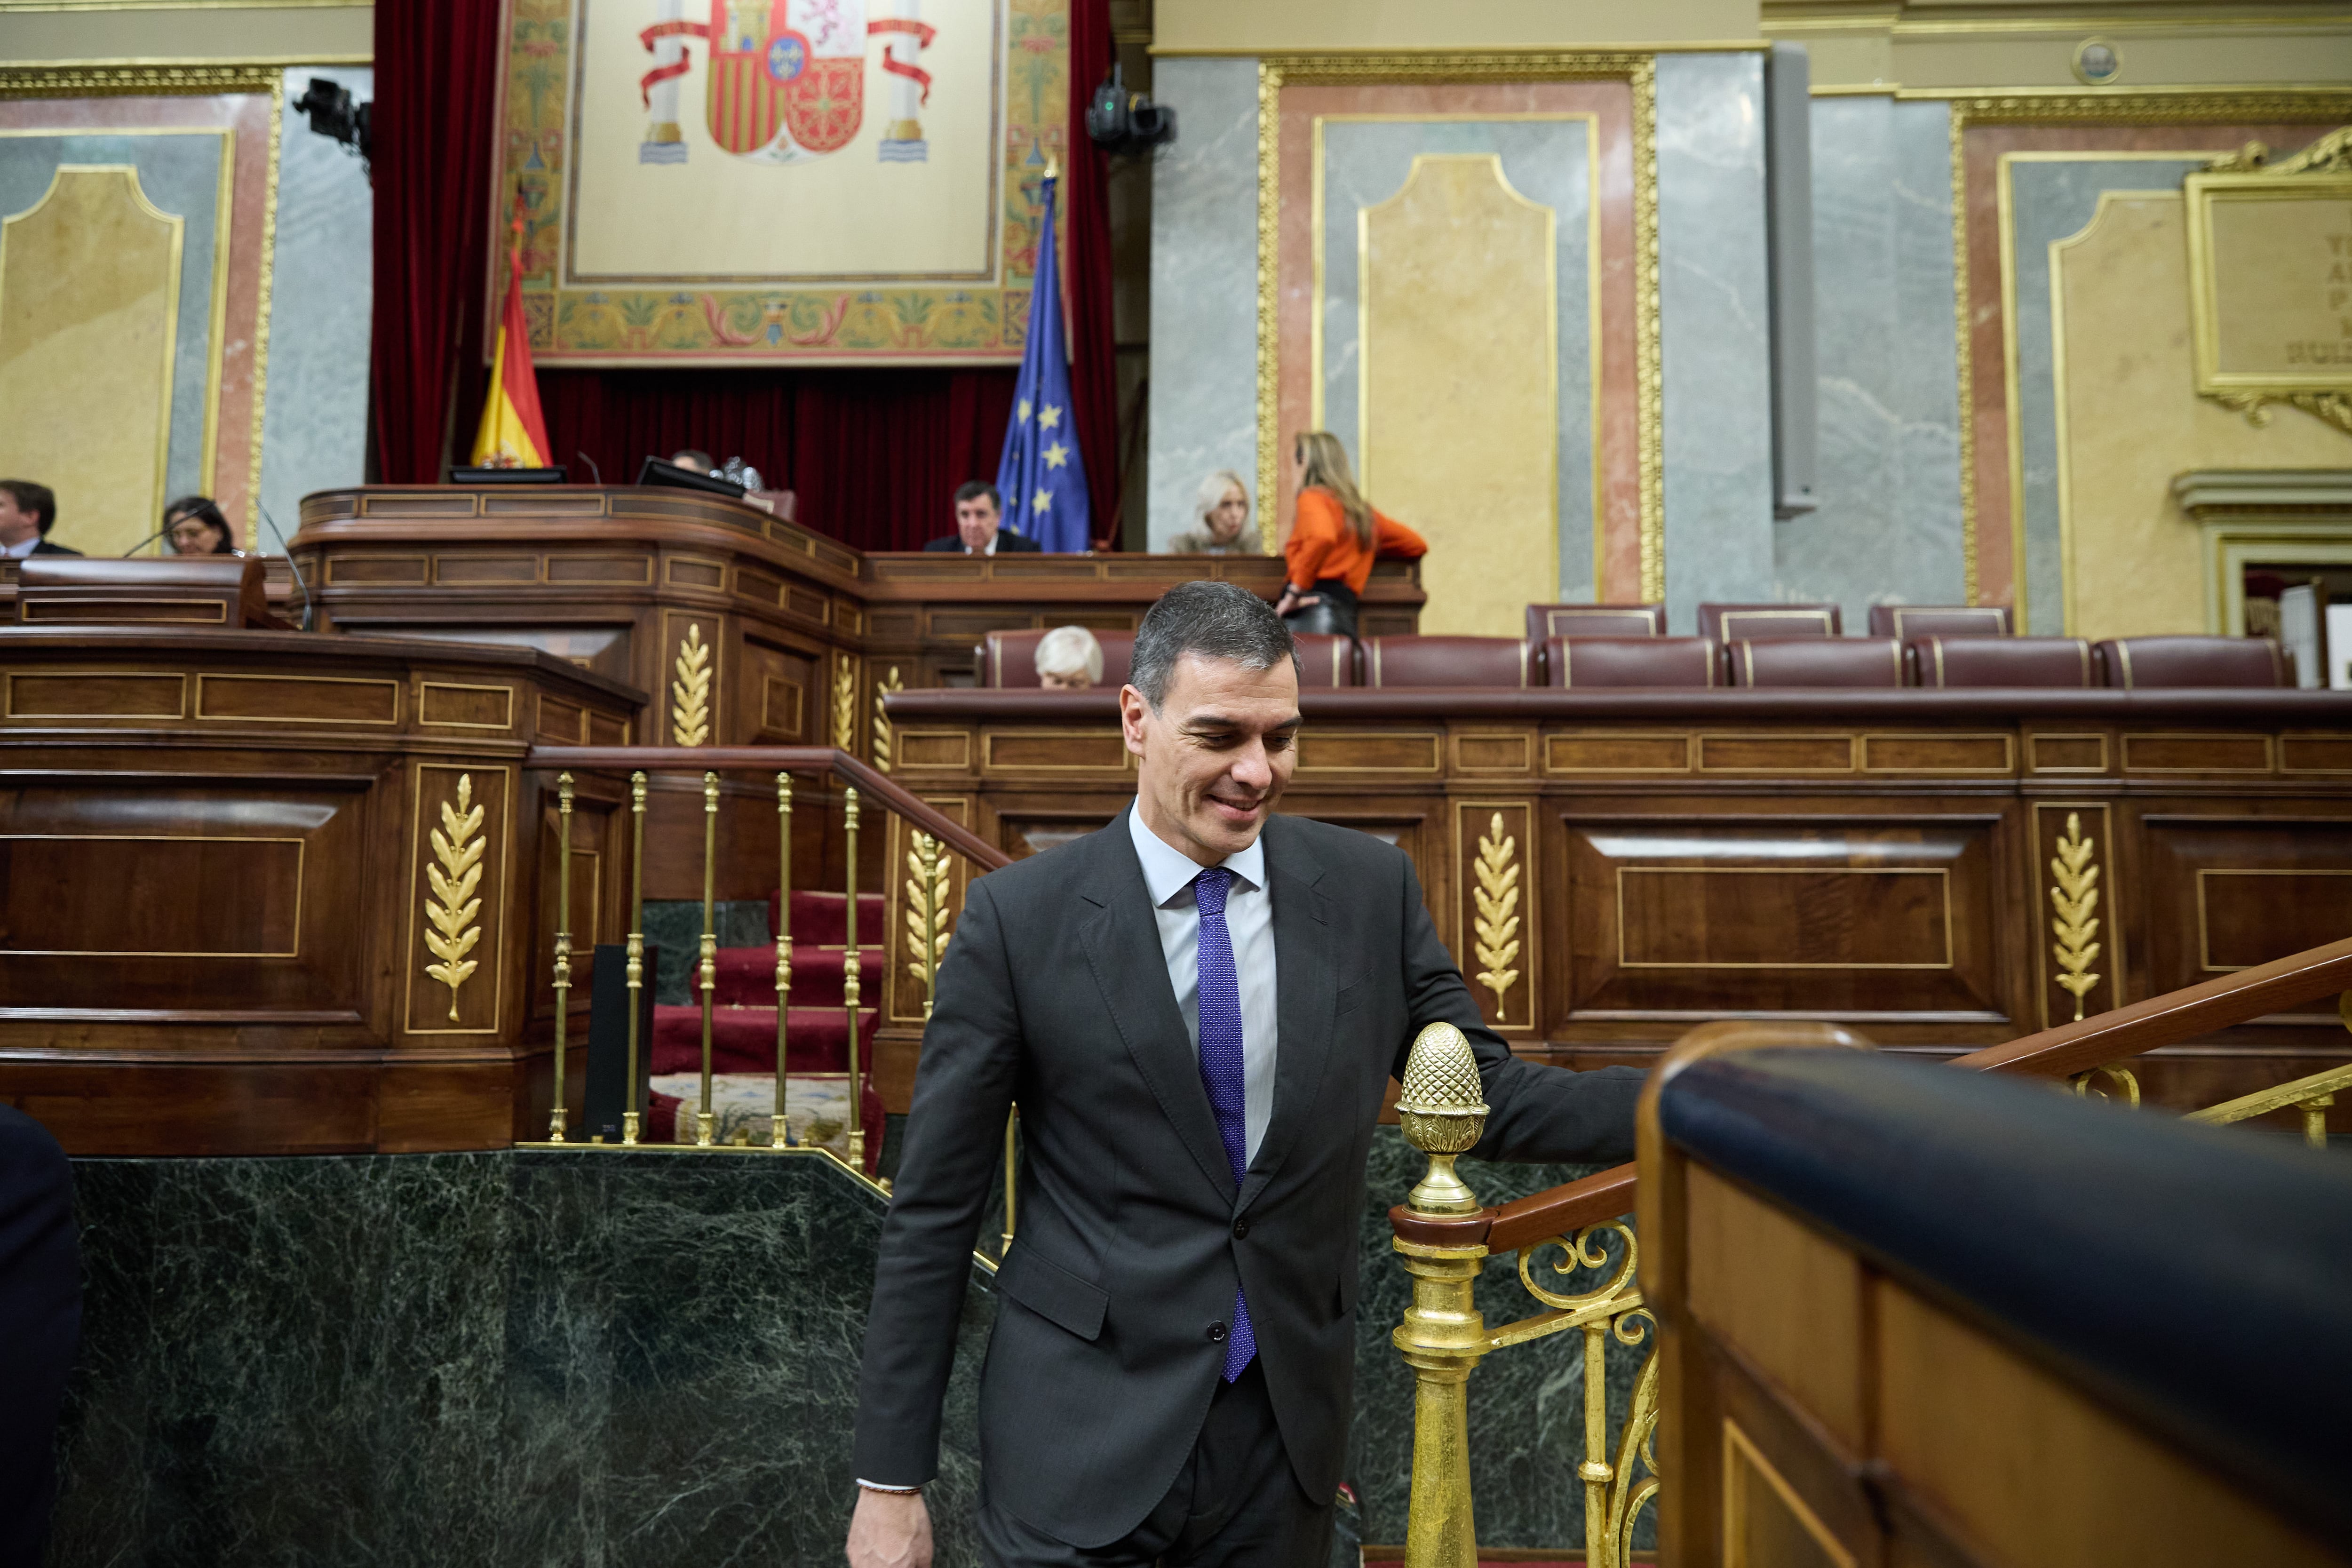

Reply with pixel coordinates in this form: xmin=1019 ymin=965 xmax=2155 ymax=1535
xmin=523 ymin=745 xmax=1010 ymax=872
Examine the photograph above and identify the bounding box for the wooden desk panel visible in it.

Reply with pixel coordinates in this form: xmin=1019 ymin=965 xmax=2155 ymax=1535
xmin=0 ymin=629 xmax=644 ymax=1155
xmin=882 ymin=688 xmax=2352 ymax=1125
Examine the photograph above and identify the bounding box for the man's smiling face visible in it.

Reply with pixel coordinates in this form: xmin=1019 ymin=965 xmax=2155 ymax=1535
xmin=1121 ymin=653 xmax=1300 ymax=867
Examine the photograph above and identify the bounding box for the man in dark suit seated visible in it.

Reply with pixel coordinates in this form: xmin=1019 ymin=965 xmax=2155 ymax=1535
xmin=0 ymin=481 xmax=79 ymax=559
xmin=922 ymin=481 xmax=1042 ymax=555
xmin=0 ymin=1105 xmax=79 ymax=1566
xmin=847 ymin=582 xmax=1643 ymax=1567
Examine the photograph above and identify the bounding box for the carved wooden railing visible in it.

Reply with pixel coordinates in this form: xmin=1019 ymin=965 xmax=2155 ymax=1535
xmin=1391 ymin=938 xmax=2352 ymax=1568
xmin=518 ymin=746 xmax=1009 ymax=1176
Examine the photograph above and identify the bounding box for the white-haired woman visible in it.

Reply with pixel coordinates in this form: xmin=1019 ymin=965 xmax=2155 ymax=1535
xmin=1168 ymin=470 xmax=1259 ymax=555
xmin=1033 ymin=625 xmax=1104 ymax=690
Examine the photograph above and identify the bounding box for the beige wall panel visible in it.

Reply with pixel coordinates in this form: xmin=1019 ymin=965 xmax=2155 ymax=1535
xmin=1361 ymin=153 xmax=1554 ymax=638
xmin=0 ymin=165 xmax=179 ymax=557
xmin=2053 ymin=192 xmax=2350 ymax=641
xmin=1154 ymin=0 xmax=1758 ymax=52
xmin=1782 ymin=14 xmax=2352 ymax=91
xmin=0 ymin=9 xmax=373 ymax=62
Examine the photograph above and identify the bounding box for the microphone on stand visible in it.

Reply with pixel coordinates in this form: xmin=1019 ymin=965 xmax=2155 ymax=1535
xmin=119 ymin=524 xmax=174 ymax=557
xmin=258 ymin=505 xmax=315 ymax=632
xmin=576 ymin=451 xmax=603 ymax=484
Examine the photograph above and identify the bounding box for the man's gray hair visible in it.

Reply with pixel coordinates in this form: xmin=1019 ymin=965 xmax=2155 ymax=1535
xmin=1130 ymin=581 xmax=1298 ymax=709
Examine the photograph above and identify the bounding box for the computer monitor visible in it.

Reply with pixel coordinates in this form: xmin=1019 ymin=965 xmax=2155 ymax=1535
xmin=636 ymin=456 xmax=748 ymax=498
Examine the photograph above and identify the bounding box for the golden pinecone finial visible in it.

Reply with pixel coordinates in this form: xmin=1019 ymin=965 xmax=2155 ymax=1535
xmin=1397 ymin=1021 xmax=1489 ymax=1215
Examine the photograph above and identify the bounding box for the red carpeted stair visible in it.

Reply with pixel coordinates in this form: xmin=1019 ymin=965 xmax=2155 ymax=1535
xmin=644 ymin=889 xmax=894 ymax=1172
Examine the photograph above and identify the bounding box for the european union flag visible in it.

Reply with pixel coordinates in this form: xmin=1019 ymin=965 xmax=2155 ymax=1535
xmin=996 ymin=170 xmax=1091 ymax=553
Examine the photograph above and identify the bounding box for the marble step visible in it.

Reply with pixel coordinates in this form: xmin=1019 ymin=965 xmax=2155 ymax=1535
xmin=707 ymin=943 xmax=883 ymax=1009
xmin=650 ymin=1002 xmax=879 ymax=1076
xmin=768 ymin=889 xmax=887 ymax=947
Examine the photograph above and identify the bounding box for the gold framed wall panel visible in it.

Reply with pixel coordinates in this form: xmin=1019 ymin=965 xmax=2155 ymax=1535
xmin=2031 ymin=800 xmax=2121 ymax=1027
xmin=1937 ymin=88 xmax=2352 ymax=615
xmin=0 ymin=832 xmax=303 ymax=955
xmin=400 ymin=761 xmax=513 ymax=1036
xmin=1255 ymin=51 xmax=1661 ymax=601
xmin=1614 ymin=865 xmax=1956 ymax=971
xmin=1453 ymin=799 xmax=1535 ymax=1032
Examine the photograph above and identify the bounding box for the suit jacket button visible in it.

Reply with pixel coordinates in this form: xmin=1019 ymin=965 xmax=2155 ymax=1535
xmin=1232 ymin=1218 xmax=1249 ymax=1239
xmin=1208 ymin=1322 xmax=1228 ymax=1343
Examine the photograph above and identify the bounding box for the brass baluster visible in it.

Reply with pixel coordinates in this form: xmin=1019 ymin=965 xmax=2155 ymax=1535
xmin=623 ymin=771 xmax=647 ymax=1146
xmin=774 ymin=772 xmax=793 ymax=1148
xmin=843 ymin=785 xmax=865 ymax=1173
xmin=1001 ymin=1110 xmax=1017 ymax=1258
xmin=1580 ymin=1318 xmax=1613 ymax=1567
xmin=1393 ymin=1022 xmax=1491 ymax=1568
xmin=548 ymin=773 xmax=574 ymax=1142
xmin=697 ymin=770 xmax=719 ymax=1147
xmin=2302 ymin=1091 xmax=2334 ymax=1149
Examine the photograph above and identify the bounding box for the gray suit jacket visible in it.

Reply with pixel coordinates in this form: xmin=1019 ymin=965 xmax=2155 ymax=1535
xmin=852 ymin=808 xmax=1641 ymax=1546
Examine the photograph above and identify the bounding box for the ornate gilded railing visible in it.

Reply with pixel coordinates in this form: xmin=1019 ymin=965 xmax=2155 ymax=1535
xmin=1389 ymin=1023 xmax=1657 ymax=1568
xmin=1388 ymin=937 xmax=2352 ymax=1566
xmin=517 ymin=746 xmax=1008 ymax=1178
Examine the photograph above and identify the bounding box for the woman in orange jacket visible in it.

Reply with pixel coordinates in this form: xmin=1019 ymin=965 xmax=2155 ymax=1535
xmin=1275 ymin=431 xmax=1428 ymax=639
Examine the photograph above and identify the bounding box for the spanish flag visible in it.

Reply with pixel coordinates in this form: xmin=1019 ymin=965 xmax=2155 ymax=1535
xmin=471 ymin=217 xmax=551 ymax=469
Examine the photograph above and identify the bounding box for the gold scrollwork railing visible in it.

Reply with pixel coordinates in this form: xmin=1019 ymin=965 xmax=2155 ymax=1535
xmin=1390 ymin=1022 xmax=1658 ymax=1568
xmin=519 ymin=746 xmax=1010 ymax=1178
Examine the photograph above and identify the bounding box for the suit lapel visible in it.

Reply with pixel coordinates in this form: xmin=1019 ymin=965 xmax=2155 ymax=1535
xmin=1239 ymin=816 xmax=1339 ymax=1211
xmin=1078 ymin=813 xmax=1237 ymax=1205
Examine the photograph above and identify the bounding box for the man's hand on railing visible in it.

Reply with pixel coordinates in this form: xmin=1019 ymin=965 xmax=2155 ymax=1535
xmin=847 ymin=1486 xmax=932 ymax=1568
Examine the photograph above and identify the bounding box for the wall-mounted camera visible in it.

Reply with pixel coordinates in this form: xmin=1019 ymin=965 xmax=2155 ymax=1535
xmin=293 ymin=77 xmax=373 ymax=167
xmin=1084 ymin=63 xmax=1175 ymax=157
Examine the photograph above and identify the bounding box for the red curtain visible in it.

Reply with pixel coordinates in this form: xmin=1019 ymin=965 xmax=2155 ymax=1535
xmin=1064 ymin=0 xmax=1118 ymax=539
xmin=539 ymin=367 xmax=1017 ymax=553
xmin=371 ymin=0 xmax=503 ymax=484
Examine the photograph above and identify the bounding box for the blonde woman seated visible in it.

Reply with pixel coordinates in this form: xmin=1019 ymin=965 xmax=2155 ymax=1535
xmin=1168 ymin=470 xmax=1259 ymax=555
xmin=1033 ymin=625 xmax=1104 ymax=690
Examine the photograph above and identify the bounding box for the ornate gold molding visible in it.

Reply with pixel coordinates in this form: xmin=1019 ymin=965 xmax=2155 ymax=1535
xmin=872 ymin=665 xmax=904 ymax=771
xmin=0 ymin=62 xmax=322 ymax=97
xmin=903 ymin=830 xmax=949 ymax=1020
xmin=669 ymin=624 xmax=711 ymax=746
xmin=1253 ymin=51 xmax=1662 ymax=595
xmin=831 ymin=654 xmax=858 ymax=751
xmin=423 ymin=773 xmax=487 ymax=1021
xmin=243 ymin=92 xmax=282 ymax=540
xmin=1470 ymin=812 xmax=1523 ymax=1016
xmin=2048 ymin=810 xmax=2103 ymax=1021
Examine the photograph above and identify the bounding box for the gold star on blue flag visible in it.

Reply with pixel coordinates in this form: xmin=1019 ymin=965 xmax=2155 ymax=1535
xmin=995 ymin=171 xmax=1090 ymax=552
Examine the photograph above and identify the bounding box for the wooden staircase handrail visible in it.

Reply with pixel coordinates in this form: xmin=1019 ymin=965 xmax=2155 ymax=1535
xmin=1402 ymin=935 xmax=2352 ymax=1257
xmin=1947 ymin=934 xmax=2352 ymax=1080
xmin=524 ymin=745 xmax=1013 ymax=872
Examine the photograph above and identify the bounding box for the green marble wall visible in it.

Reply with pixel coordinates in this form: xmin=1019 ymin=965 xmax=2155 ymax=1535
xmin=51 ymin=1131 xmax=1637 ymax=1563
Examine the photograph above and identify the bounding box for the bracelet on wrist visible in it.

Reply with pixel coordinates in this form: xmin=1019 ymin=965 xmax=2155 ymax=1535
xmin=857 ymin=1480 xmax=924 ymax=1496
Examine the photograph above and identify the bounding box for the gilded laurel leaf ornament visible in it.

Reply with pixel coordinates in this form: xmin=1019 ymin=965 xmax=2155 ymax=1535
xmin=832 ymin=656 xmax=858 ymax=749
xmin=670 ymin=624 xmax=712 ymax=747
xmin=873 ymin=665 xmax=904 ymax=771
xmin=903 ymin=831 xmax=951 ymax=1015
xmin=1471 ymin=812 xmax=1523 ymax=1014
xmin=423 ymin=773 xmax=488 ymax=1021
xmin=2049 ymin=811 xmax=2103 ymax=1022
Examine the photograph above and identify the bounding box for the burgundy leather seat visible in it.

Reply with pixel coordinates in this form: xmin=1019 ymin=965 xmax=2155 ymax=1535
xmin=1545 ymin=636 xmax=1719 ymax=688
xmin=1292 ymin=632 xmax=1357 ymax=688
xmin=1869 ymin=605 xmax=2013 ymax=640
xmin=1912 ymin=636 xmax=2097 ymax=688
xmin=1365 ymin=636 xmax=1533 ymax=688
xmin=979 ymin=629 xmax=1135 ymax=688
xmin=1729 ymin=637 xmax=1905 ymax=688
xmin=2095 ymin=636 xmax=2286 ymax=689
xmin=1699 ymin=603 xmax=1841 ymax=642
xmin=1524 ymin=603 xmax=1666 ymax=643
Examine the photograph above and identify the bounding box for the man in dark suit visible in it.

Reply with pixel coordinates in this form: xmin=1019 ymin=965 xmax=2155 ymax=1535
xmin=848 ymin=582 xmax=1643 ymax=1567
xmin=0 ymin=481 xmax=79 ymax=558
xmin=0 ymin=1105 xmax=79 ymax=1567
xmin=922 ymin=481 xmax=1042 ymax=555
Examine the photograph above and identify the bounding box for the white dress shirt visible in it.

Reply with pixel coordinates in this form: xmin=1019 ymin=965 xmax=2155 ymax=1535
xmin=2 ymin=536 xmax=39 ymax=559
xmin=1126 ymin=805 xmax=1278 ymax=1165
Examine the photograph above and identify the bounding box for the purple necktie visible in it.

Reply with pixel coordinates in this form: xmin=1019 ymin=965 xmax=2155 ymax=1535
xmin=1192 ymin=867 xmax=1255 ymax=1381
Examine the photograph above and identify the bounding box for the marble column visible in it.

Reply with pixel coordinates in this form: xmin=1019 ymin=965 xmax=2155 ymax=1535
xmin=1146 ymin=58 xmax=1262 ymax=552
xmin=1656 ymin=54 xmax=1776 ymax=631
